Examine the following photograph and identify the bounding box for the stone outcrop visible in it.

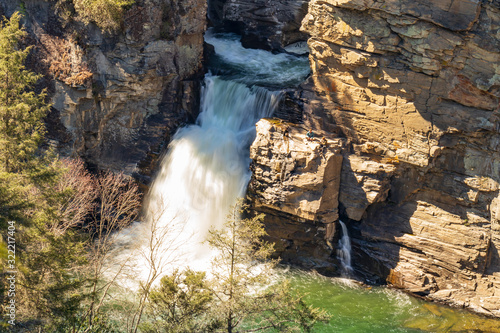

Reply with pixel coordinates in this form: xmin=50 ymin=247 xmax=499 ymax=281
xmin=295 ymin=0 xmax=500 ymax=317
xmin=248 ymin=119 xmax=344 ymax=271
xmin=339 ymin=154 xmax=396 ymax=221
xmin=209 ymin=0 xmax=309 ymax=51
xmin=0 ymin=0 xmax=206 ymax=176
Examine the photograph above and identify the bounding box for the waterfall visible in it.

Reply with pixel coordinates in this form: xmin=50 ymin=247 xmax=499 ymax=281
xmin=337 ymin=220 xmax=353 ymax=277
xmin=142 ymin=75 xmax=280 ymax=274
xmin=111 ymin=29 xmax=310 ymax=287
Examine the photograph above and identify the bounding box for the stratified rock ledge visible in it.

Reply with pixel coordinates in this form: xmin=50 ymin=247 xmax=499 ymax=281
xmin=248 ymin=119 xmax=344 ymax=272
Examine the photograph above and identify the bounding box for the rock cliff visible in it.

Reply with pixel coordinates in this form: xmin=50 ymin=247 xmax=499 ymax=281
xmin=0 ymin=0 xmax=206 ymax=177
xmin=249 ymin=119 xmax=344 ymax=271
xmin=247 ymin=0 xmax=500 ymax=317
xmin=6 ymin=0 xmax=500 ymax=317
xmin=299 ymin=0 xmax=500 ymax=316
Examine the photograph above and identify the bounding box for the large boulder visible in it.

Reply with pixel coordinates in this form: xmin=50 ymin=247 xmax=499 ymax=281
xmin=248 ymin=119 xmax=344 ymax=271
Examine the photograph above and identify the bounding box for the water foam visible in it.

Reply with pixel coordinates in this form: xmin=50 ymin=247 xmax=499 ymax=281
xmin=142 ymin=76 xmax=279 ymax=275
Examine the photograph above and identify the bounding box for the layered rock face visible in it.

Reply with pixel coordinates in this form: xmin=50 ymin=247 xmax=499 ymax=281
xmin=246 ymin=0 xmax=500 ymax=317
xmin=297 ymin=0 xmax=500 ymax=316
xmin=0 ymin=0 xmax=206 ymax=176
xmin=249 ymin=119 xmax=344 ymax=271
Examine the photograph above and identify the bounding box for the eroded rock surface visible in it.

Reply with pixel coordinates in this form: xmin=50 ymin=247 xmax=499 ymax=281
xmin=1 ymin=0 xmax=206 ymax=176
xmin=248 ymin=119 xmax=344 ymax=271
xmin=298 ymin=0 xmax=500 ymax=317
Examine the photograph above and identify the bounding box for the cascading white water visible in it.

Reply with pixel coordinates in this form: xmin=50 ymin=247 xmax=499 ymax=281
xmin=204 ymin=30 xmax=311 ymax=88
xmin=142 ymin=75 xmax=280 ymax=274
xmin=112 ymin=29 xmax=311 ymax=285
xmin=337 ymin=220 xmax=353 ymax=277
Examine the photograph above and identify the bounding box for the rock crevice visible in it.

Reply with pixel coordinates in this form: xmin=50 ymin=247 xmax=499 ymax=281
xmin=297 ymin=0 xmax=500 ymax=316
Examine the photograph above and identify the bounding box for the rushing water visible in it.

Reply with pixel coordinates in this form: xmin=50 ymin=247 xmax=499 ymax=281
xmin=142 ymin=76 xmax=279 ymax=273
xmin=204 ymin=29 xmax=311 ymax=87
xmin=119 ymin=28 xmax=311 ymax=280
xmin=337 ymin=220 xmax=353 ymax=277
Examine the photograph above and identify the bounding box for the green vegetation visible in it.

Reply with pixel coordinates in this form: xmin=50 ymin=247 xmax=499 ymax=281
xmin=206 ymin=203 xmax=330 ymax=332
xmin=0 ymin=12 xmax=49 ymax=173
xmin=0 ymin=13 xmax=141 ymax=332
xmin=73 ymin=0 xmax=134 ymax=32
xmin=139 ymin=203 xmax=330 ymax=333
xmin=264 ymin=117 xmax=284 ymax=126
xmin=0 ymin=12 xmax=86 ymax=331
xmin=141 ymin=269 xmax=214 ymax=333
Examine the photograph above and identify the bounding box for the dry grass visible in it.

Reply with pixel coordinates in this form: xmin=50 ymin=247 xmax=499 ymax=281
xmin=39 ymin=33 xmax=93 ymax=87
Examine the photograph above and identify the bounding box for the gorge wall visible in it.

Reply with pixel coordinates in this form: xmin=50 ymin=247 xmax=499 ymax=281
xmin=249 ymin=119 xmax=344 ymax=273
xmin=0 ymin=0 xmax=206 ymax=179
xmin=234 ymin=0 xmax=500 ymax=317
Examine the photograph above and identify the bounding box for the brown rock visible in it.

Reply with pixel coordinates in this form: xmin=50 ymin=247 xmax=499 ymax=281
xmin=297 ymin=0 xmax=500 ymax=316
xmin=339 ymin=155 xmax=396 ymax=221
xmin=248 ymin=119 xmax=345 ymax=269
xmin=1 ymin=0 xmax=207 ymax=177
xmin=250 ymin=119 xmax=343 ymax=223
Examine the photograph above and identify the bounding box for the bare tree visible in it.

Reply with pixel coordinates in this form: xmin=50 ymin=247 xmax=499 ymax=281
xmin=53 ymin=164 xmax=143 ymax=332
xmin=127 ymin=194 xmax=192 ymax=333
xmin=54 ymin=158 xmax=194 ymax=332
xmin=52 ymin=158 xmax=97 ymax=235
xmin=82 ymin=170 xmax=142 ymax=331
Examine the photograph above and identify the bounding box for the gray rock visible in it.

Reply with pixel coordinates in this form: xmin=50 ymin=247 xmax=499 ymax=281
xmin=210 ymin=0 xmax=309 ymax=51
xmin=0 ymin=0 xmax=207 ymax=178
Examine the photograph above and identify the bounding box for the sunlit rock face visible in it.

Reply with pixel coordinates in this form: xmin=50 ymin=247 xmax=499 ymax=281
xmin=298 ymin=0 xmax=500 ymax=317
xmin=0 ymin=0 xmax=206 ymax=177
xmin=248 ymin=119 xmax=344 ymax=272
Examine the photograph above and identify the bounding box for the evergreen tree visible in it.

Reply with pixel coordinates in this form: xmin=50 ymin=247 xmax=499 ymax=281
xmin=0 ymin=12 xmax=49 ymax=173
xmin=206 ymin=201 xmax=330 ymax=333
xmin=0 ymin=13 xmax=87 ymax=331
xmin=141 ymin=269 xmax=213 ymax=333
xmin=140 ymin=202 xmax=329 ymax=333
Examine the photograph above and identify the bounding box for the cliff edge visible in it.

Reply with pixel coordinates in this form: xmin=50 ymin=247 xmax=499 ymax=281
xmin=0 ymin=0 xmax=207 ymax=178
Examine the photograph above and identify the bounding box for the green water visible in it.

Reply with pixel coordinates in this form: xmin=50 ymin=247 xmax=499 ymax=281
xmin=287 ymin=270 xmax=500 ymax=332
